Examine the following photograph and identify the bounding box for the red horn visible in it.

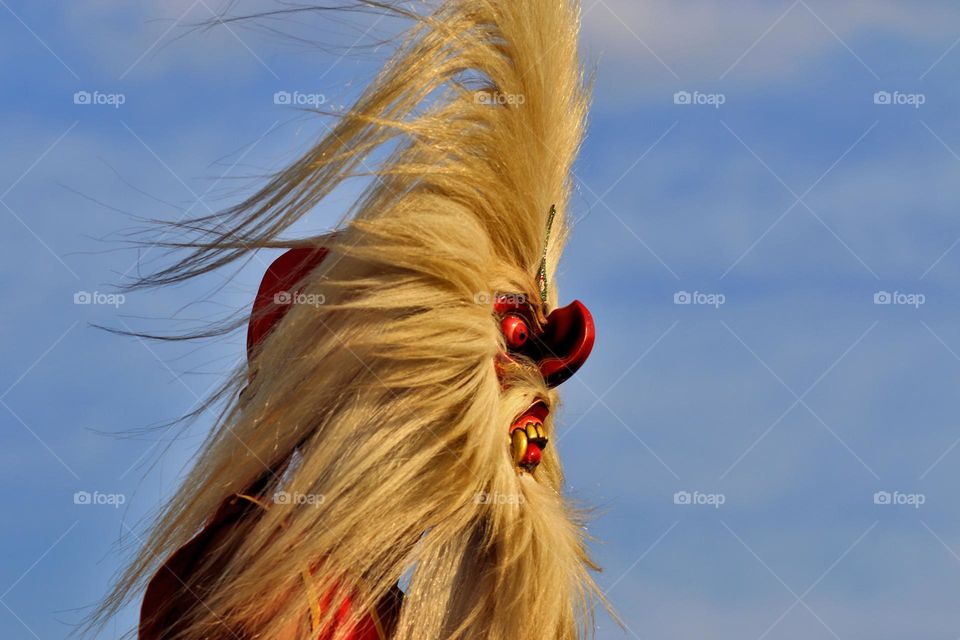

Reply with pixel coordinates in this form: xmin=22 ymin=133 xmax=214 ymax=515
xmin=246 ymin=247 xmax=329 ymax=360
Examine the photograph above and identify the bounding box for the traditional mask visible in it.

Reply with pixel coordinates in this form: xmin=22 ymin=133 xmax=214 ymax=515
xmin=246 ymin=246 xmax=595 ymax=475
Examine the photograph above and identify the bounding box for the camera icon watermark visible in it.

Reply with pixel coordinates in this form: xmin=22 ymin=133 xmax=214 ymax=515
xmin=873 ymin=291 xmax=925 ymax=308
xmin=273 ymin=290 xmax=326 ymax=307
xmin=873 ymin=490 xmax=925 ymax=509
xmin=74 ymin=290 xmax=126 ymax=308
xmin=673 ymin=490 xmax=726 ymax=509
xmin=73 ymin=490 xmax=126 ymax=508
xmin=474 ymin=91 xmax=526 ymax=106
xmin=673 ymin=90 xmax=726 ymax=109
xmin=474 ymin=491 xmax=525 ymax=505
xmin=873 ymin=91 xmax=925 ymax=109
xmin=473 ymin=291 xmax=528 ymax=305
xmin=674 ymin=291 xmax=725 ymax=308
xmin=273 ymin=91 xmax=327 ymax=107
xmin=73 ymin=90 xmax=126 ymax=109
xmin=273 ymin=490 xmax=325 ymax=507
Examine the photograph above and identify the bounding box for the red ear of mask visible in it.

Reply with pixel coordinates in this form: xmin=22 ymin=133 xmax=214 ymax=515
xmin=247 ymin=247 xmax=329 ymax=360
xmin=537 ymin=300 xmax=595 ymax=387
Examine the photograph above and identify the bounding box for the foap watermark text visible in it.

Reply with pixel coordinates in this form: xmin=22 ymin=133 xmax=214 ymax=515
xmin=74 ymin=291 xmax=125 ymax=308
xmin=474 ymin=491 xmax=525 ymax=505
xmin=274 ymin=291 xmax=326 ymax=307
xmin=674 ymin=90 xmax=726 ymax=108
xmin=873 ymin=91 xmax=925 ymax=109
xmin=74 ymin=490 xmax=126 ymax=508
xmin=673 ymin=490 xmax=726 ymax=509
xmin=274 ymin=91 xmax=327 ymax=107
xmin=273 ymin=491 xmax=325 ymax=507
xmin=874 ymin=291 xmax=925 ymax=308
xmin=674 ymin=291 xmax=726 ymax=308
xmin=475 ymin=91 xmax=525 ymax=106
xmin=474 ymin=291 xmax=529 ymax=305
xmin=873 ymin=490 xmax=925 ymax=509
xmin=73 ymin=90 xmax=126 ymax=108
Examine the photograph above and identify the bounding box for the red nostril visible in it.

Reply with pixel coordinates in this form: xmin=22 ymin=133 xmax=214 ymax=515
xmin=500 ymin=314 xmax=530 ymax=349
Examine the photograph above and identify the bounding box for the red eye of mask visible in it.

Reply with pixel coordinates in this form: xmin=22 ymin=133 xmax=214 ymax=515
xmin=500 ymin=314 xmax=530 ymax=349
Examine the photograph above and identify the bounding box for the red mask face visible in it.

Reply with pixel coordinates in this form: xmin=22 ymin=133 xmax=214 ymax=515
xmin=246 ymin=250 xmax=596 ymax=475
xmin=494 ymin=293 xmax=595 ymax=474
xmin=493 ymin=294 xmax=595 ymax=388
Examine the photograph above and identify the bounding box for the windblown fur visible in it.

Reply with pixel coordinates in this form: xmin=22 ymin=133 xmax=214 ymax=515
xmin=95 ymin=1 xmax=602 ymax=638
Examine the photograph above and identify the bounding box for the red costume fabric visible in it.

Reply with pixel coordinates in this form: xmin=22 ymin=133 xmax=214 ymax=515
xmin=139 ymin=492 xmax=401 ymax=640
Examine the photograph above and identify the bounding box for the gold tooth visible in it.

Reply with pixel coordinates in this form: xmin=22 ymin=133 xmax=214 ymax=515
xmin=511 ymin=428 xmax=528 ymax=465
xmin=526 ymin=423 xmax=539 ymax=440
xmin=535 ymin=423 xmax=545 ymax=439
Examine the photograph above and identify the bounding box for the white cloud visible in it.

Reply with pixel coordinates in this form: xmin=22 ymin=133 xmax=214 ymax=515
xmin=581 ymin=0 xmax=960 ymax=84
xmin=60 ymin=0 xmax=276 ymax=80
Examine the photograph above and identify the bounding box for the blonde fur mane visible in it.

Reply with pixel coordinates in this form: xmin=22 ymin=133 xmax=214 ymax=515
xmin=94 ymin=1 xmax=604 ymax=638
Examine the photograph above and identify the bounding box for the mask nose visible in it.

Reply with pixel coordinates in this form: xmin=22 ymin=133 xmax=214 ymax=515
xmin=535 ymin=300 xmax=595 ymax=387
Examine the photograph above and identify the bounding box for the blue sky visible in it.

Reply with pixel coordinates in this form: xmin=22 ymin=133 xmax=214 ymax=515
xmin=3 ymin=1 xmax=960 ymax=638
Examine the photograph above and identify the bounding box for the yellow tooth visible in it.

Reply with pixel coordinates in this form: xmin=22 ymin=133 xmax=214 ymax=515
xmin=511 ymin=428 xmax=528 ymax=464
xmin=526 ymin=423 xmax=539 ymax=440
xmin=535 ymin=423 xmax=546 ymax=439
